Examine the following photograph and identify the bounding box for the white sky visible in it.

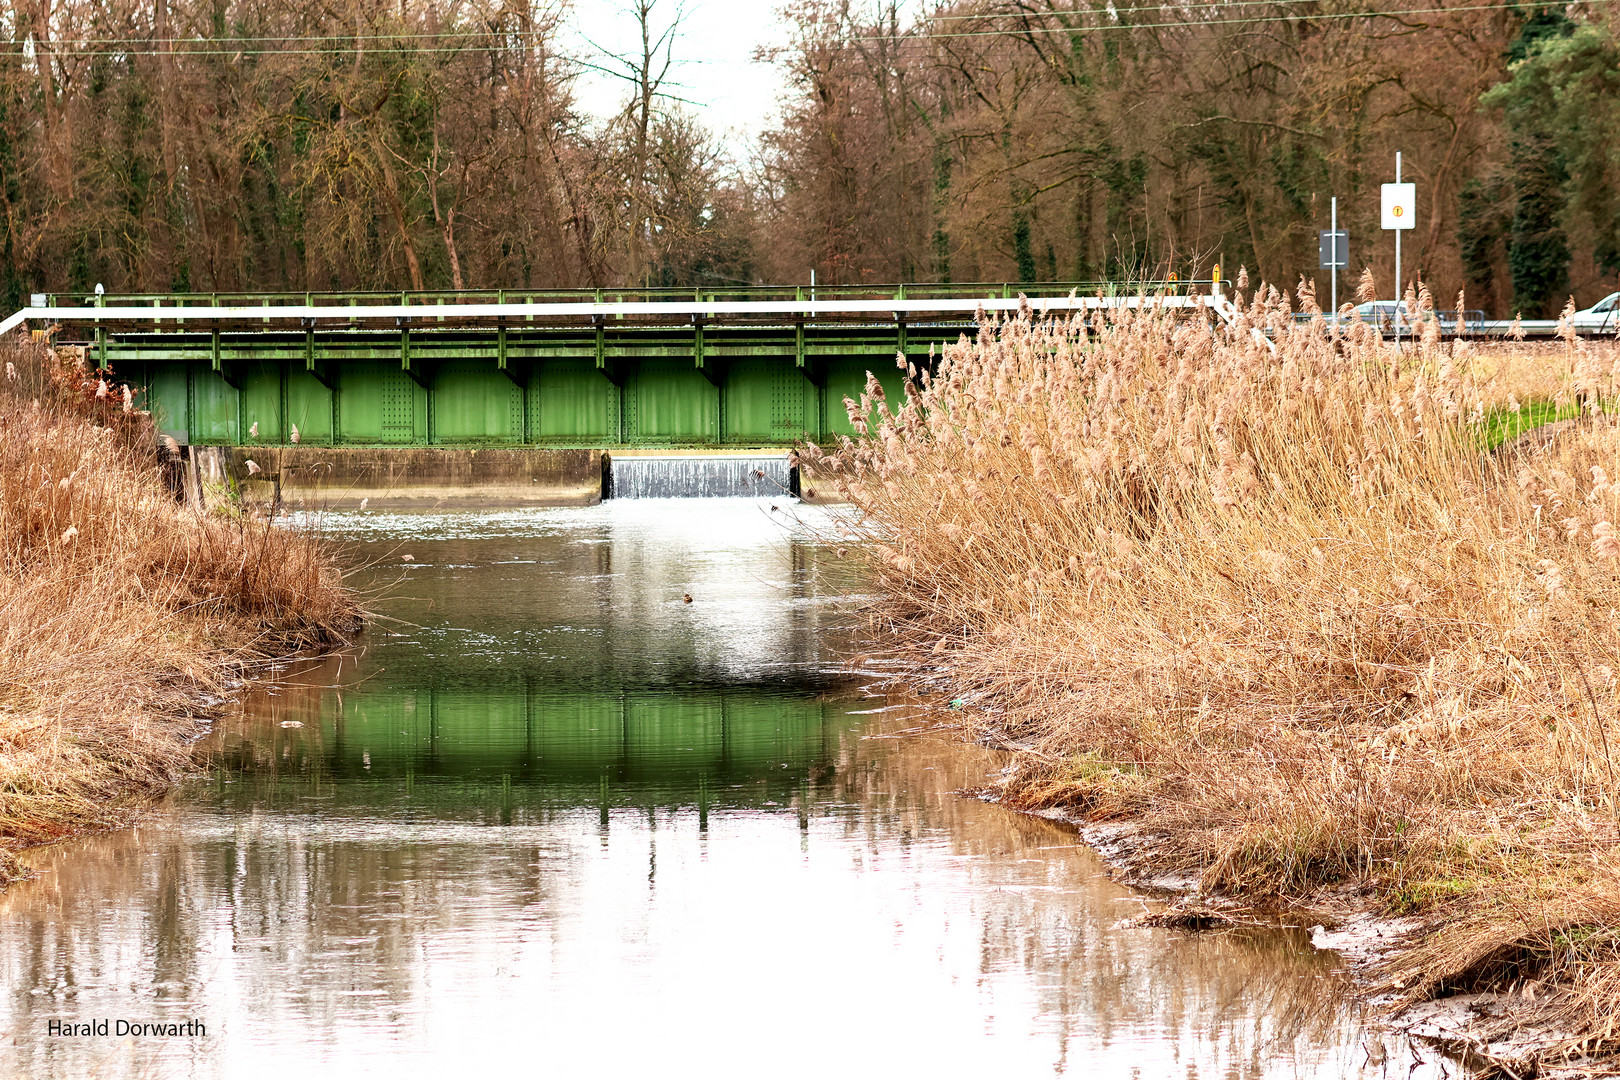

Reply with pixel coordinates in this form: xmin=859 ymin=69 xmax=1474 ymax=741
xmin=560 ymin=0 xmax=797 ymax=154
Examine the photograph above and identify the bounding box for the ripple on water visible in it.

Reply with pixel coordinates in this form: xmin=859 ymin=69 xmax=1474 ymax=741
xmin=0 ymin=499 xmax=1437 ymax=1079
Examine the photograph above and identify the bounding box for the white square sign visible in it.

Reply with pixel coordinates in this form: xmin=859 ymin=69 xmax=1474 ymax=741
xmin=1381 ymin=183 xmax=1416 ymax=230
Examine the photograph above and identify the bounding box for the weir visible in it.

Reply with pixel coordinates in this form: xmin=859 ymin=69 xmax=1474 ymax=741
xmin=607 ymin=454 xmax=794 ymax=499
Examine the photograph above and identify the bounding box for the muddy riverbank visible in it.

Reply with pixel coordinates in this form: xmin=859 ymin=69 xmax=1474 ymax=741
xmin=1039 ymin=808 xmax=1609 ymax=1076
xmin=0 ymin=337 xmax=358 ymax=885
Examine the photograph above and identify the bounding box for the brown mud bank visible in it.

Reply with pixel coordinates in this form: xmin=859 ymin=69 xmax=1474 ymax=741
xmin=809 ymin=286 xmax=1620 ymax=1077
xmin=0 ymin=336 xmax=360 ymax=887
xmin=987 ymin=794 xmax=1604 ymax=1077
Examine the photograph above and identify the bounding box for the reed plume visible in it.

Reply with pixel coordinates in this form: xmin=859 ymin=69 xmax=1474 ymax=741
xmin=802 ymin=286 xmax=1620 ymax=1067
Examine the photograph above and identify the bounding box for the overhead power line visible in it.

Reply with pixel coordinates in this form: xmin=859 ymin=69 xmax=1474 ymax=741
xmin=922 ymin=0 xmax=1588 ymax=20
xmin=4 ymin=0 xmax=1609 ymax=57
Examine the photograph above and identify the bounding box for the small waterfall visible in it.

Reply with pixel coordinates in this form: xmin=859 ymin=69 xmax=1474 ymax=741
xmin=606 ymin=455 xmax=796 ymax=499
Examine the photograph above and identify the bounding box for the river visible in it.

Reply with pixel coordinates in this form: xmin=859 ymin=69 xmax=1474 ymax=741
xmin=1 ymin=499 xmax=1426 ymax=1077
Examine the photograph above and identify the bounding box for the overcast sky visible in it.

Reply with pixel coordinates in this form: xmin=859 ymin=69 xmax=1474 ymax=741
xmin=559 ymin=0 xmax=797 ymax=153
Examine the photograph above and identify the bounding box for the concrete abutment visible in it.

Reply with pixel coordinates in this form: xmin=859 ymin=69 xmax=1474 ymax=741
xmin=184 ymin=445 xmax=838 ymax=509
xmin=199 ymin=446 xmax=606 ymax=510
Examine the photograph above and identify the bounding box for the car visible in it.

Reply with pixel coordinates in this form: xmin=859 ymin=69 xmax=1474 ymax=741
xmin=1347 ymin=300 xmax=1484 ymax=333
xmin=1290 ymin=301 xmax=1407 ymax=328
xmin=1353 ymin=300 xmax=1410 ymax=328
xmin=1572 ymin=292 xmax=1619 ymax=334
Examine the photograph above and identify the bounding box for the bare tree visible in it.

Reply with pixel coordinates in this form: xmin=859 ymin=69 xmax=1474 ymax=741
xmin=581 ymin=0 xmax=690 ymax=286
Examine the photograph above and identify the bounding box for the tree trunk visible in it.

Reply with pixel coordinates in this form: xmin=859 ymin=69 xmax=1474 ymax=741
xmin=374 ymin=149 xmax=426 ymax=291
xmin=443 ymin=207 xmax=464 ymax=290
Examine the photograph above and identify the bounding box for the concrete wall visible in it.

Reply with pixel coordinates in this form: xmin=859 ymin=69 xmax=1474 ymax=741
xmin=205 ymin=446 xmax=604 ymax=509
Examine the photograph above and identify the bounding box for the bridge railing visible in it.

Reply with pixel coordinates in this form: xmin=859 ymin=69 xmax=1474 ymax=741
xmin=38 ymin=279 xmax=1226 ymax=311
xmin=0 ymin=281 xmax=1240 ymax=344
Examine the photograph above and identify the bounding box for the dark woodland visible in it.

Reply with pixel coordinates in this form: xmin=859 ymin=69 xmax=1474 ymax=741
xmin=1 ymin=0 xmax=1616 ymax=316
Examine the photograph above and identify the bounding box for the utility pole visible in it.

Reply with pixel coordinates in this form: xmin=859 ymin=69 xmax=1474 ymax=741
xmin=1318 ymin=202 xmax=1347 ymax=323
xmin=1395 ymin=153 xmax=1402 ymax=349
xmin=1331 ymin=197 xmax=1338 ymax=318
xmin=1381 ymin=152 xmax=1415 ymax=349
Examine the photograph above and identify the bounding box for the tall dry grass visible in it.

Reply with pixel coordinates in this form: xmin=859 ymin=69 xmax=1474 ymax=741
xmin=801 ymin=284 xmax=1620 ymax=1063
xmin=0 ymin=335 xmax=359 ymax=878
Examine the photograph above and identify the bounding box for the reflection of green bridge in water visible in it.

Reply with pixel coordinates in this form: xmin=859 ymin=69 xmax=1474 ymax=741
xmin=215 ymin=681 xmax=848 ymax=813
xmin=3 ymin=282 xmax=1225 ymax=450
xmin=330 ymin=687 xmax=834 ymax=783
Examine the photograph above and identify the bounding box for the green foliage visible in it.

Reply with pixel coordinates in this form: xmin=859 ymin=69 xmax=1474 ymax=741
xmin=1388 ymin=877 xmax=1476 ymax=916
xmin=1456 ymin=177 xmax=1510 ymax=312
xmin=0 ymin=79 xmax=23 ymax=312
xmin=1484 ymin=15 xmax=1620 ymax=299
xmin=1012 ymin=209 xmax=1035 ymax=284
xmin=1506 ymin=6 xmax=1574 ymax=63
xmin=1477 ymin=398 xmax=1576 ymax=451
xmin=1506 ymin=135 xmax=1571 ymax=317
xmin=1520 ymin=24 xmax=1620 ymax=274
xmin=1102 ymin=155 xmax=1149 ymax=279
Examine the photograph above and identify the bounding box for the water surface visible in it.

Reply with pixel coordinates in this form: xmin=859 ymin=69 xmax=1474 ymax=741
xmin=2 ymin=500 xmax=1414 ymax=1077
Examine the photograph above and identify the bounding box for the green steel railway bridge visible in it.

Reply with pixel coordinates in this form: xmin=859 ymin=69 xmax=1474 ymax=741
xmin=2 ymin=282 xmax=1228 ymax=450
xmin=0 ymin=282 xmax=1233 ymax=503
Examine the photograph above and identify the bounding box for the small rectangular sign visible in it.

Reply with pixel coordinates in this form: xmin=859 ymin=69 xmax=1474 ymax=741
xmin=1381 ymin=183 xmax=1416 ymax=230
xmin=1318 ymin=231 xmax=1349 ymax=268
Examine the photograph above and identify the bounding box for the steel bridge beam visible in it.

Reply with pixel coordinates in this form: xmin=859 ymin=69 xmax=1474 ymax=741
xmin=1 ymin=287 xmax=1232 ymax=450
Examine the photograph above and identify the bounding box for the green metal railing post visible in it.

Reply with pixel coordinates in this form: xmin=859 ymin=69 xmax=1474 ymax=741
xmin=305 ymin=324 xmax=330 ymax=389
xmin=593 ymin=314 xmax=609 ymax=383
xmin=94 ymin=290 xmax=106 ymax=369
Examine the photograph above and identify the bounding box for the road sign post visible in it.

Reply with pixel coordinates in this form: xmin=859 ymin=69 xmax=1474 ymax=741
xmin=1381 ymin=153 xmax=1416 ymax=347
xmin=1319 ymin=197 xmax=1348 ymax=322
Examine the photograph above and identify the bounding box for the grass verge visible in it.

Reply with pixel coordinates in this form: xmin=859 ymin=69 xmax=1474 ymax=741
xmin=800 ymin=284 xmax=1620 ymax=1072
xmin=0 ymin=334 xmax=360 ymax=884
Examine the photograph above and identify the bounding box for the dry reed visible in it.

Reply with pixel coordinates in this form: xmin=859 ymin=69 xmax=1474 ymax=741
xmin=0 ymin=334 xmax=359 ymax=883
xmin=800 ymin=282 xmax=1620 ymax=1068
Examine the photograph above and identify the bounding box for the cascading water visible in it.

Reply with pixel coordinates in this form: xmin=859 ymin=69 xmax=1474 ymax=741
xmin=606 ymin=455 xmax=796 ymax=499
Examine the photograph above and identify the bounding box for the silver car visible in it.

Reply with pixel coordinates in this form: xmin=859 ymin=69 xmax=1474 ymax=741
xmin=1350 ymin=301 xmax=1483 ymax=333
xmin=1573 ymin=292 xmax=1619 ymax=334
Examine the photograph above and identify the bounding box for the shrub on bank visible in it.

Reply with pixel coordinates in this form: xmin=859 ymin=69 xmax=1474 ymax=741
xmin=801 ymin=283 xmax=1620 ymax=1063
xmin=0 ymin=335 xmax=359 ymax=876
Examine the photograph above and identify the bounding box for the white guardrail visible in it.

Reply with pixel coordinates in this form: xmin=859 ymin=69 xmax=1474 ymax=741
xmin=0 ymin=293 xmax=1236 ymax=338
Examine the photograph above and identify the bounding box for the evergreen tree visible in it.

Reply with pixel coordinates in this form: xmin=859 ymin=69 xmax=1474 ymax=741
xmin=1506 ymin=137 xmax=1570 ymax=316
xmin=1456 ymin=176 xmax=1511 ymax=314
xmin=1483 ymin=8 xmax=1576 ymax=316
